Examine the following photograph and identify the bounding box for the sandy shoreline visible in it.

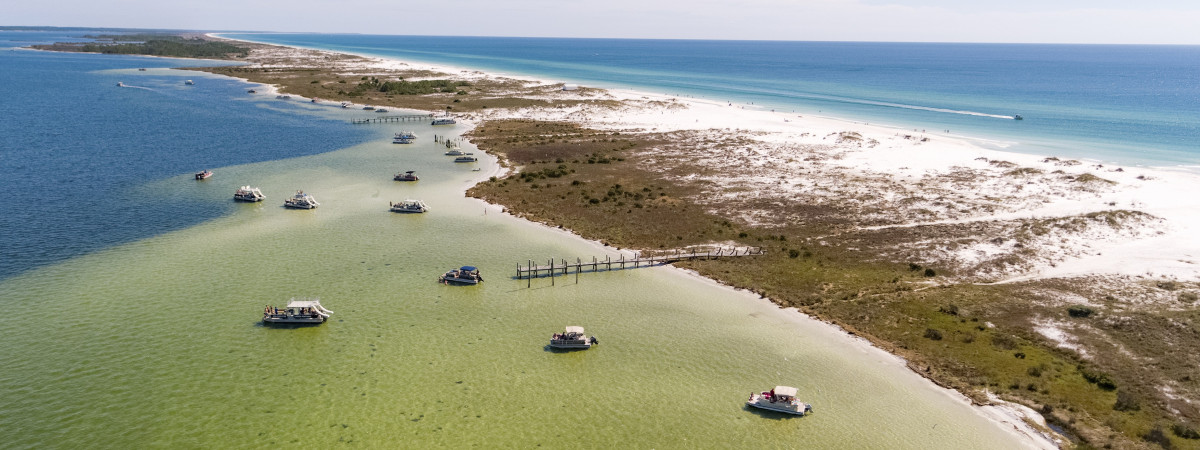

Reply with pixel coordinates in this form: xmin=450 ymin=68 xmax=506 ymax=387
xmin=194 ymin=33 xmax=1200 ymax=447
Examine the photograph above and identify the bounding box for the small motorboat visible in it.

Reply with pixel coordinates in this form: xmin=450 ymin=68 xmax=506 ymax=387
xmin=431 ymin=117 xmax=456 ymax=125
xmin=1013 ymin=114 xmax=1024 ymax=120
xmin=439 ymin=266 xmax=483 ymax=285
xmin=376 ymin=108 xmax=389 ymax=113
xmin=394 ymin=170 xmax=419 ymax=182
xmin=746 ymin=386 xmax=812 ymax=416
xmin=453 ymin=156 xmax=478 ymax=163
xmin=116 ymin=82 xmax=126 ymax=87
xmin=247 ymin=89 xmax=256 ymax=93
xmin=363 ymin=106 xmax=376 ymax=110
xmin=184 ymin=80 xmax=194 ymax=85
xmin=195 ymin=170 xmax=213 ymax=180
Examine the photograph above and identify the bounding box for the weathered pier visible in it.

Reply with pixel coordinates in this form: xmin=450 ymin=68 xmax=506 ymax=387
xmin=516 ymin=246 xmax=764 ymax=282
xmin=351 ymin=114 xmax=434 ymax=124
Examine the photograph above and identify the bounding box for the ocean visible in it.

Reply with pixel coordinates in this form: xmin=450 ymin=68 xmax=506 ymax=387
xmin=221 ymin=33 xmax=1200 ymax=167
xmin=0 ymin=29 xmax=1092 ymax=448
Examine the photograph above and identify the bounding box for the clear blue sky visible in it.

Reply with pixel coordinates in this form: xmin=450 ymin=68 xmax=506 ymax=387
xmin=8 ymin=0 xmax=1200 ymax=44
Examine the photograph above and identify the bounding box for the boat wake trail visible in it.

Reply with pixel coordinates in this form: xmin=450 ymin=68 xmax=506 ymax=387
xmin=824 ymin=95 xmax=1016 ymax=120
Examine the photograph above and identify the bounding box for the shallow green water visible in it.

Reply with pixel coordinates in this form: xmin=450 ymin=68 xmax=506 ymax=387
xmin=0 ymin=122 xmax=1032 ymax=448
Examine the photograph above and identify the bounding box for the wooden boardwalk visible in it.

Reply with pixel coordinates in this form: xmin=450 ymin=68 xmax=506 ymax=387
xmin=516 ymin=246 xmax=764 ymax=281
xmin=351 ymin=114 xmax=434 ymax=124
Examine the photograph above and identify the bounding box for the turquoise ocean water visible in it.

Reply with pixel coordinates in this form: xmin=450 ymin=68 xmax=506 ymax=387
xmin=1 ymin=29 xmax=1163 ymax=448
xmin=222 ymin=33 xmax=1200 ymax=167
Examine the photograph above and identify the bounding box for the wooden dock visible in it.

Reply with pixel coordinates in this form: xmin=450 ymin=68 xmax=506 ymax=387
xmin=516 ymin=246 xmax=764 ymax=281
xmin=351 ymin=114 xmax=434 ymax=124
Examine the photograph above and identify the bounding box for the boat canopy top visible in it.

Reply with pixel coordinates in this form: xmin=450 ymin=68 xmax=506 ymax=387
xmin=773 ymin=386 xmax=798 ymax=397
xmin=565 ymin=326 xmax=585 ymax=334
xmin=286 ymin=300 xmax=323 ymax=308
xmin=460 ymin=266 xmax=478 ymax=272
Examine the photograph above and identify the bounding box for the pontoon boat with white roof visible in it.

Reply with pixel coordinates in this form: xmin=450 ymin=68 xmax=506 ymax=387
xmin=389 ymin=199 xmax=428 ymax=213
xmin=262 ymin=298 xmax=334 ymax=324
xmin=233 ymin=186 xmax=265 ymax=202
xmin=284 ymin=190 xmax=319 ymax=209
xmin=550 ymin=326 xmax=597 ymax=349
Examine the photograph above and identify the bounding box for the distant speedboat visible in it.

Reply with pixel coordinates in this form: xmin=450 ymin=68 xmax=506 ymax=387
xmin=194 ymin=170 xmax=213 ymax=180
xmin=431 ymin=117 xmax=456 ymax=125
xmin=184 ymin=80 xmax=194 ymax=85
xmin=376 ymin=108 xmax=389 ymax=113
xmin=138 ymin=68 xmax=147 ymax=71
xmin=362 ymin=106 xmax=376 ymax=110
xmin=394 ymin=170 xmax=419 ymax=181
xmin=247 ymin=89 xmax=256 ymax=94
xmin=1013 ymin=114 xmax=1024 ymax=120
xmin=116 ymin=82 xmax=125 ymax=87
xmin=453 ymin=156 xmax=478 ymax=163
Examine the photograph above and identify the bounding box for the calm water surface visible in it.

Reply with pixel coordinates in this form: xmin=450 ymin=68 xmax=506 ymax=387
xmin=1 ymin=30 xmax=1033 ymax=448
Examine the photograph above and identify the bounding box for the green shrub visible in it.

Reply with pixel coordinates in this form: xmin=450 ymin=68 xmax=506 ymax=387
xmin=1173 ymin=424 xmax=1200 ymax=440
xmin=1080 ymin=366 xmax=1117 ymax=390
xmin=1113 ymin=390 xmax=1140 ymax=411
xmin=1068 ymin=305 xmax=1094 ymax=318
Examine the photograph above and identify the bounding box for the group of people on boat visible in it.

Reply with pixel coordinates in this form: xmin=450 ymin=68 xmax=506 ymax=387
xmin=263 ymin=305 xmax=320 ymax=316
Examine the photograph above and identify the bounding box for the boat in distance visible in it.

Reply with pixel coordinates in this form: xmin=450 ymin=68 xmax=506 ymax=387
xmin=550 ymin=326 xmax=598 ymax=349
xmin=194 ymin=170 xmax=213 ymax=180
xmin=184 ymin=80 xmax=194 ymax=85
xmin=394 ymin=170 xmax=419 ymax=181
xmin=453 ymin=156 xmax=478 ymax=163
xmin=283 ymin=190 xmax=319 ymax=209
xmin=746 ymin=386 xmax=812 ymax=416
xmin=431 ymin=117 xmax=456 ymax=125
xmin=262 ymin=298 xmax=333 ymax=324
xmin=389 ymin=199 xmax=428 ymax=213
xmin=233 ymin=186 xmax=265 ymax=202
xmin=439 ymin=266 xmax=483 ymax=284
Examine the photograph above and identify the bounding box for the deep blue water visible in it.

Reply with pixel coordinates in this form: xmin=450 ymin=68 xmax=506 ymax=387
xmin=222 ymin=33 xmax=1200 ymax=166
xmin=0 ymin=31 xmax=374 ymax=279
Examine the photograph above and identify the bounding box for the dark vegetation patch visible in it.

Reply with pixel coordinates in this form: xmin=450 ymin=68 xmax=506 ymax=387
xmin=32 ymin=34 xmax=248 ymax=58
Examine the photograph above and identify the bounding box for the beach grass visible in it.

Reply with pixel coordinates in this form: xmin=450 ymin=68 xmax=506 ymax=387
xmin=466 ymin=119 xmax=1199 ymax=450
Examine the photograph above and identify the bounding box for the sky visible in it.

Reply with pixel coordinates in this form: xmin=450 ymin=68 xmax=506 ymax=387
xmin=7 ymin=0 xmax=1200 ymax=44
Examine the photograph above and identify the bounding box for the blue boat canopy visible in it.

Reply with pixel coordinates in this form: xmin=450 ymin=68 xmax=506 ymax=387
xmin=460 ymin=266 xmax=478 ymax=272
